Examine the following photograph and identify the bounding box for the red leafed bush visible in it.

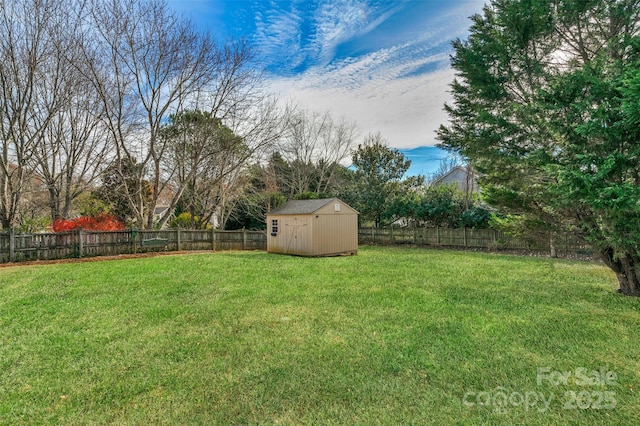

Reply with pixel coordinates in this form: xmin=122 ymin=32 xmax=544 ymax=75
xmin=52 ymin=214 xmax=125 ymax=232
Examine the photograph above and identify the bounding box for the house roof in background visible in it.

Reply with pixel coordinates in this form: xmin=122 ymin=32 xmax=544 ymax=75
xmin=432 ymin=166 xmax=470 ymax=185
xmin=268 ymin=198 xmax=345 ymax=215
xmin=154 ymin=206 xmax=170 ymax=216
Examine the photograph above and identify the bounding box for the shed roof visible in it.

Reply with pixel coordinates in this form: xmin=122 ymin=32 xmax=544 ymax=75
xmin=268 ymin=198 xmax=351 ymax=215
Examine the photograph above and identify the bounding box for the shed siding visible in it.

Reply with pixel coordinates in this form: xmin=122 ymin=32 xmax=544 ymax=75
xmin=267 ymin=214 xmax=313 ymax=255
xmin=312 ymin=214 xmax=357 ymax=256
xmin=284 ymin=215 xmax=312 ymax=255
xmin=314 ymin=202 xmax=358 ymax=216
xmin=266 ymin=198 xmax=358 ymax=256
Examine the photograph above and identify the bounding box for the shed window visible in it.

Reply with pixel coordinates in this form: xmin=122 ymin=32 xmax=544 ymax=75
xmin=271 ymin=219 xmax=278 ymax=236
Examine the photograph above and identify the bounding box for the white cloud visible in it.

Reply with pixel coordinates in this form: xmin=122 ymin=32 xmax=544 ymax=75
xmin=311 ymin=0 xmax=403 ymax=65
xmin=253 ymin=3 xmax=305 ymax=68
xmin=264 ymin=0 xmax=484 ymax=149
xmin=168 ymin=0 xmax=484 ymax=149
xmin=251 ymin=0 xmax=408 ymax=71
xmin=270 ymin=64 xmax=456 ymax=149
xmin=314 ymin=0 xmax=369 ymax=55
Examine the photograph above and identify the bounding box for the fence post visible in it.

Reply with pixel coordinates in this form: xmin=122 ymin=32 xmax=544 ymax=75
xmin=177 ymin=228 xmax=182 ymax=251
xmin=463 ymin=227 xmax=467 ymax=247
xmin=242 ymin=228 xmax=247 ymax=250
xmin=390 ymin=226 xmax=394 ymax=243
xmin=211 ymin=227 xmax=216 ymax=251
xmin=78 ymin=228 xmax=84 ymax=258
xmin=9 ymin=228 xmax=15 ymax=262
xmin=436 ymin=226 xmax=440 ymax=245
xmin=132 ymin=228 xmax=137 ymax=254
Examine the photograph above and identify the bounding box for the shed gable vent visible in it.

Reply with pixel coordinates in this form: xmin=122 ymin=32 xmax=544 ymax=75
xmin=334 ymin=203 xmax=341 ymax=212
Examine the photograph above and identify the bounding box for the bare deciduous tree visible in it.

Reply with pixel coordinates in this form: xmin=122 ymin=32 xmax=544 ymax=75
xmin=1 ymin=0 xmax=290 ymax=230
xmin=30 ymin=2 xmax=111 ymax=221
xmin=0 ymin=0 xmax=67 ymax=229
xmin=84 ymin=0 xmax=220 ymax=228
xmin=160 ymin=96 xmax=292 ymax=229
xmin=84 ymin=0 xmax=287 ymax=229
xmin=162 ymin=110 xmax=249 ymax=228
xmin=279 ymin=109 xmax=358 ymax=197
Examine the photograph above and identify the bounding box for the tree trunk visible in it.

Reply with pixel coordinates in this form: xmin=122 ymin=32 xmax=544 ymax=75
xmin=600 ymin=248 xmax=640 ymax=297
xmin=47 ymin=187 xmax=61 ymax=222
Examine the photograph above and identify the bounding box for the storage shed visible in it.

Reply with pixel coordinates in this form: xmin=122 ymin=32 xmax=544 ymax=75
xmin=266 ymin=198 xmax=358 ymax=257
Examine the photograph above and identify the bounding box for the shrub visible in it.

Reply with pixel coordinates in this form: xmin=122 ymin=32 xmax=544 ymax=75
xmin=52 ymin=214 xmax=125 ymax=232
xmin=169 ymin=212 xmax=211 ymax=229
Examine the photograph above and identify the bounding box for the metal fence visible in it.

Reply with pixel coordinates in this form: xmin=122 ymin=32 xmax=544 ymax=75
xmin=0 ymin=228 xmax=267 ymax=263
xmin=358 ymin=227 xmax=592 ymax=257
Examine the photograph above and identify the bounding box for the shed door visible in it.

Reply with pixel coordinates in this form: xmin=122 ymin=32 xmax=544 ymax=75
xmin=284 ymin=216 xmax=309 ymax=254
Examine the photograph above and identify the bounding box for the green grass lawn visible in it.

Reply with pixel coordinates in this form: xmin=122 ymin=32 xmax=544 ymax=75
xmin=1 ymin=246 xmax=639 ymax=425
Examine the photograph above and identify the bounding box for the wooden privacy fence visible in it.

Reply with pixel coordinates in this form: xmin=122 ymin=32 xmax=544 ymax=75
xmin=358 ymin=227 xmax=592 ymax=257
xmin=0 ymin=228 xmax=266 ymax=263
xmin=0 ymin=226 xmax=591 ymax=263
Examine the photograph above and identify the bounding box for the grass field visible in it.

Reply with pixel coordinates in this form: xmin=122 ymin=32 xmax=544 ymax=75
xmin=1 ymin=246 xmax=639 ymax=425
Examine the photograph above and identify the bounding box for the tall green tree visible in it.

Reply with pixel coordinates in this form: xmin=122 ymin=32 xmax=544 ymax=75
xmin=223 ymin=161 xmax=286 ymax=230
xmin=387 ymin=184 xmax=492 ymax=228
xmin=162 ymin=110 xmax=250 ymax=229
xmin=438 ymin=0 xmax=640 ymax=295
xmin=346 ymin=134 xmax=422 ymax=227
xmin=92 ymin=158 xmax=151 ymax=226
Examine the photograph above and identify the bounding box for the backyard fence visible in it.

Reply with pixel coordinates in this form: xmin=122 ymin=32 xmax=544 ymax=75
xmin=0 ymin=228 xmax=267 ymax=263
xmin=0 ymin=226 xmax=593 ymax=264
xmin=358 ymin=226 xmax=592 ymax=257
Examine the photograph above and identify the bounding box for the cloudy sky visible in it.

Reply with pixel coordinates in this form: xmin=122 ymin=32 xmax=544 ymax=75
xmin=167 ymin=0 xmax=484 ymax=152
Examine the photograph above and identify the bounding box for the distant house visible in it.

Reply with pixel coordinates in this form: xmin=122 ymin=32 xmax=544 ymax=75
xmin=266 ymin=198 xmax=358 ymax=257
xmin=432 ymin=165 xmax=480 ymax=195
xmin=153 ymin=206 xmax=174 ymax=226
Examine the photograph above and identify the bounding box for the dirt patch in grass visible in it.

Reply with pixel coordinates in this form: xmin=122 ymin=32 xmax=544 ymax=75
xmin=0 ymin=250 xmax=217 ymax=269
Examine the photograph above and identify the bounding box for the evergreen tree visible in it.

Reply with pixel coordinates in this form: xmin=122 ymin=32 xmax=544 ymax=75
xmin=347 ymin=134 xmax=423 ymax=227
xmin=438 ymin=0 xmax=640 ymax=295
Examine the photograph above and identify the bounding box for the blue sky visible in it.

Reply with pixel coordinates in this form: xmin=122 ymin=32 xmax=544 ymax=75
xmin=167 ymin=0 xmax=484 ymax=174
